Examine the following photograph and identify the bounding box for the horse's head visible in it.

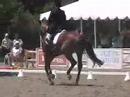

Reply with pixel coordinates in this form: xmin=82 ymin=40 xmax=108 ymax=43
xmin=40 ymin=19 xmax=49 ymax=44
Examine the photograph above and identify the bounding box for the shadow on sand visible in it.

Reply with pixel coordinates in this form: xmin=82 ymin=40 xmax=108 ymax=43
xmin=56 ymin=82 xmax=104 ymax=87
xmin=0 ymin=72 xmax=17 ymax=76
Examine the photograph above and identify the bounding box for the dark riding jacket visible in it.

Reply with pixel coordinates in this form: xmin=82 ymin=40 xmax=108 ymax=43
xmin=47 ymin=6 xmax=66 ymax=35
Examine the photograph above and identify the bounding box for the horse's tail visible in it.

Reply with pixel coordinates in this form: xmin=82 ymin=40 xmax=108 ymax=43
xmin=84 ymin=40 xmax=104 ymax=67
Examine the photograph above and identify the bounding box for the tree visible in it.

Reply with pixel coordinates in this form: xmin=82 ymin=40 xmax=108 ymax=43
xmin=0 ymin=0 xmax=20 ymax=42
xmin=0 ymin=0 xmax=79 ymax=49
xmin=0 ymin=0 xmax=20 ymax=22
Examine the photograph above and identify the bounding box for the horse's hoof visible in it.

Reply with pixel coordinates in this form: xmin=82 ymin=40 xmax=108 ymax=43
xmin=75 ymin=82 xmax=79 ymax=86
xmin=67 ymin=74 xmax=72 ymax=80
xmin=51 ymin=74 xmax=56 ymax=80
xmin=97 ymin=60 xmax=104 ymax=67
xmin=50 ymin=82 xmax=54 ymax=85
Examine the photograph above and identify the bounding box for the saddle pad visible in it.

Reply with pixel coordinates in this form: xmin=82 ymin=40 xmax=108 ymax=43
xmin=53 ymin=30 xmax=65 ymax=44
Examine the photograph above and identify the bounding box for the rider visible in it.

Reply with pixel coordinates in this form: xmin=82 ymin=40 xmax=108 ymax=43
xmin=46 ymin=0 xmax=66 ymax=44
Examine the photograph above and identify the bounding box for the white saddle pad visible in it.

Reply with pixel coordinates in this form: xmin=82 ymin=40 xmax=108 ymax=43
xmin=53 ymin=30 xmax=65 ymax=44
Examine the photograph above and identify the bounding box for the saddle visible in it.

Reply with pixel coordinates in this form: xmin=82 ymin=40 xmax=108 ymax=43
xmin=45 ymin=29 xmax=66 ymax=52
xmin=45 ymin=29 xmax=66 ymax=45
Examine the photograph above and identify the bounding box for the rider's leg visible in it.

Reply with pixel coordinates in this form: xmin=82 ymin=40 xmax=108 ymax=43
xmin=46 ymin=33 xmax=51 ymax=42
xmin=46 ymin=33 xmax=56 ymax=44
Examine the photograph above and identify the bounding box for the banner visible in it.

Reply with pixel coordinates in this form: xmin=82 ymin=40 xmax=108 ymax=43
xmin=87 ymin=48 xmax=122 ymax=69
xmin=123 ymin=48 xmax=130 ymax=62
xmin=36 ymin=49 xmax=69 ymax=67
xmin=36 ymin=48 xmax=123 ymax=69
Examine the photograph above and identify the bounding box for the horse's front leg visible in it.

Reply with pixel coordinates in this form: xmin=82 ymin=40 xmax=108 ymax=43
xmin=44 ymin=55 xmax=55 ymax=85
xmin=65 ymin=54 xmax=77 ymax=80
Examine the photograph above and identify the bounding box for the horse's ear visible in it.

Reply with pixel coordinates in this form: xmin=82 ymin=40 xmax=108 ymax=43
xmin=41 ymin=23 xmax=48 ymax=32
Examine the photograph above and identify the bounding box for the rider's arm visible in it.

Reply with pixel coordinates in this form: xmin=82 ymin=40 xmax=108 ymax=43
xmin=1 ymin=39 xmax=4 ymax=46
xmin=1 ymin=39 xmax=6 ymax=48
xmin=9 ymin=39 xmax=13 ymax=49
xmin=19 ymin=39 xmax=23 ymax=46
xmin=48 ymin=9 xmax=55 ymax=24
xmin=62 ymin=11 xmax=66 ymax=22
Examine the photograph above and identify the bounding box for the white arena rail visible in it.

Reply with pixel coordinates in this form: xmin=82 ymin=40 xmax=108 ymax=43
xmin=0 ymin=69 xmax=127 ymax=76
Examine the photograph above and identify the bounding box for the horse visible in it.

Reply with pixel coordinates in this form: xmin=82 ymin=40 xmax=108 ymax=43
xmin=40 ymin=22 xmax=104 ymax=85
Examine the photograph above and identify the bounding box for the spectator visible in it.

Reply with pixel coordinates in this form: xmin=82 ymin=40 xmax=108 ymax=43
xmin=13 ymin=33 xmax=23 ymax=47
xmin=4 ymin=41 xmax=23 ymax=66
xmin=12 ymin=41 xmax=23 ymax=57
xmin=112 ymin=31 xmax=123 ymax=48
xmin=0 ymin=33 xmax=12 ymax=55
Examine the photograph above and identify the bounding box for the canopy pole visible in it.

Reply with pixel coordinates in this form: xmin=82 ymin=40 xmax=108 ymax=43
xmin=118 ymin=19 xmax=121 ymax=32
xmin=118 ymin=19 xmax=123 ymax=47
xmin=94 ymin=20 xmax=97 ymax=48
xmin=80 ymin=18 xmax=83 ymax=32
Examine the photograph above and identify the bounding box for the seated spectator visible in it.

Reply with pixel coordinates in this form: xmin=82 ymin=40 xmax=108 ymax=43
xmin=0 ymin=33 xmax=12 ymax=55
xmin=13 ymin=33 xmax=23 ymax=47
xmin=12 ymin=41 xmax=23 ymax=57
xmin=4 ymin=41 xmax=24 ymax=67
xmin=4 ymin=34 xmax=24 ymax=67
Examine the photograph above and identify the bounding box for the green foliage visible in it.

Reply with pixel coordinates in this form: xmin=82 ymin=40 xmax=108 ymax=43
xmin=0 ymin=0 xmax=19 ymax=19
xmin=0 ymin=0 xmax=55 ymax=49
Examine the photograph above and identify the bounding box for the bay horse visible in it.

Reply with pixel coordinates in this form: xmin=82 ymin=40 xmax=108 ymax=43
xmin=40 ymin=22 xmax=104 ymax=85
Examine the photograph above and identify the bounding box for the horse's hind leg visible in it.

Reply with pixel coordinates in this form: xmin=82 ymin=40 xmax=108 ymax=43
xmin=65 ymin=54 xmax=77 ymax=80
xmin=75 ymin=51 xmax=83 ymax=85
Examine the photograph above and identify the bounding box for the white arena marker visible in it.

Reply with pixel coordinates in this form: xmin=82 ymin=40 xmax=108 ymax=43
xmin=17 ymin=69 xmax=24 ymax=77
xmin=12 ymin=63 xmax=15 ymax=66
xmin=87 ymin=71 xmax=93 ymax=80
xmin=52 ymin=70 xmax=57 ymax=79
xmin=124 ymin=72 xmax=130 ymax=82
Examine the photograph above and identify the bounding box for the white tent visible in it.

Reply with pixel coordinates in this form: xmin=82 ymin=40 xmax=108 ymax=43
xmin=40 ymin=1 xmax=80 ymax=20
xmin=40 ymin=0 xmax=130 ymax=20
xmin=40 ymin=0 xmax=130 ymax=47
xmin=80 ymin=0 xmax=130 ymax=19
